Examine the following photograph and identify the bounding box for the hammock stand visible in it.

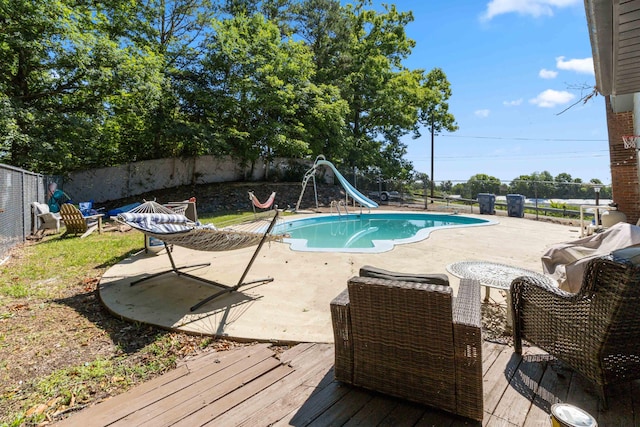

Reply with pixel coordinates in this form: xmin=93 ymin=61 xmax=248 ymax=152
xmin=119 ymin=201 xmax=282 ymax=312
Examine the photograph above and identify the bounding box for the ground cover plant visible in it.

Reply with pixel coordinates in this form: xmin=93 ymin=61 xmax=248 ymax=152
xmin=0 ymin=213 xmax=248 ymax=426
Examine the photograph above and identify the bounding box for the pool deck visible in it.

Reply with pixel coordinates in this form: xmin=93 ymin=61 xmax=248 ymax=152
xmin=99 ymin=212 xmax=579 ymax=343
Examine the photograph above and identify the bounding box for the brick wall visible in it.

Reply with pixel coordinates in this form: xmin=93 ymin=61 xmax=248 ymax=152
xmin=606 ymin=97 xmax=640 ymax=224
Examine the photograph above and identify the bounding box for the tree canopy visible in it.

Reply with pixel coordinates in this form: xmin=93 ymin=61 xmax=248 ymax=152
xmin=0 ymin=0 xmax=456 ymax=178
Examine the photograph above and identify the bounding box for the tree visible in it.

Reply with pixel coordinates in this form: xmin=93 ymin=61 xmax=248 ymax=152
xmin=418 ymin=67 xmax=458 ymax=206
xmin=554 ymin=172 xmax=574 ymax=198
xmin=0 ymin=0 xmax=164 ymax=174
xmin=294 ymin=0 xmax=423 ymax=177
xmin=467 ymin=174 xmax=501 ymax=199
xmin=190 ymin=13 xmax=347 ymax=172
xmin=509 ymin=175 xmax=534 ymax=197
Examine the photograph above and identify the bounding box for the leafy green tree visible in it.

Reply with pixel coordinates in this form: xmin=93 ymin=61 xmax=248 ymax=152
xmin=554 ymin=172 xmax=574 ymax=198
xmin=190 ymin=13 xmax=346 ymax=171
xmin=439 ymin=180 xmax=453 ymax=194
xmin=294 ymin=0 xmax=425 ymax=178
xmin=0 ymin=0 xmax=163 ymax=174
xmin=467 ymin=174 xmax=501 ymax=199
xmin=509 ymin=171 xmax=555 ymax=198
xmin=509 ymin=175 xmax=534 ymax=196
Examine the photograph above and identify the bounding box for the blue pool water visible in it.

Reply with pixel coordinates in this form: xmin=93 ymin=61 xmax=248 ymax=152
xmin=275 ymin=213 xmax=493 ymax=253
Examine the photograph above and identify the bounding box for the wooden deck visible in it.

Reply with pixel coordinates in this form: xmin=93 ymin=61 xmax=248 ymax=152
xmin=56 ymin=341 xmax=640 ymax=426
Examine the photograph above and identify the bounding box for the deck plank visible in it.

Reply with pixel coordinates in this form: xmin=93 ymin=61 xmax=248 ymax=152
xmin=596 ymin=382 xmax=635 ymax=427
xmin=272 ymin=378 xmax=352 ymax=426
xmin=210 ymin=343 xmax=335 ymax=427
xmin=377 ymin=401 xmax=427 ymax=427
xmin=490 ymin=347 xmax=548 ymax=426
xmin=482 ymin=342 xmax=519 ymax=418
xmin=522 ymin=357 xmax=572 ymax=427
xmin=482 ymin=341 xmax=507 ymax=375
xmin=564 ymin=364 xmax=601 ymax=421
xmin=277 ymin=342 xmax=316 ymax=364
xmin=178 ymin=343 xmax=268 ymax=372
xmin=172 ymin=364 xmax=294 ymax=426
xmin=118 ymin=350 xmax=279 ymax=426
xmin=342 ymin=395 xmax=400 ymax=426
xmin=55 ymin=365 xmax=191 ymax=427
xmin=306 ymin=387 xmax=374 ymax=427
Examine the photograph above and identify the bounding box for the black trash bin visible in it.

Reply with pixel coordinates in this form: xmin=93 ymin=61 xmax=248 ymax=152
xmin=506 ymin=194 xmax=525 ymax=217
xmin=477 ymin=193 xmax=495 ymax=215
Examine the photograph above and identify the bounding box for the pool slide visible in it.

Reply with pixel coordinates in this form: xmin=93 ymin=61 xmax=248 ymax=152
xmin=315 ymin=160 xmax=379 ymax=209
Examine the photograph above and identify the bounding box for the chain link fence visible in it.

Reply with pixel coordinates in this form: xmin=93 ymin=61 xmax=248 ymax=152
xmin=0 ymin=164 xmax=54 ymax=260
xmin=325 ymin=169 xmax=613 ymax=209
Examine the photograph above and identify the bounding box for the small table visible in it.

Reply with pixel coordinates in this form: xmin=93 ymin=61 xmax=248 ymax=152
xmin=83 ymin=214 xmax=103 ymax=235
xmin=446 ymin=261 xmax=556 ymax=327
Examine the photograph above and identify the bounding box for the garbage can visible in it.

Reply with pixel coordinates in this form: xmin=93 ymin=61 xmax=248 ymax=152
xmin=477 ymin=193 xmax=495 ymax=215
xmin=506 ymin=194 xmax=525 ymax=217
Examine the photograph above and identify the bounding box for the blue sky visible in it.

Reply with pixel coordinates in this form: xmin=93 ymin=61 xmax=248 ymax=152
xmin=379 ymin=0 xmax=609 ymax=184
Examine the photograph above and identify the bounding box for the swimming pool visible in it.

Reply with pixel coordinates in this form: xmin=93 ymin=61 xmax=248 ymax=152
xmin=275 ymin=212 xmax=494 ymax=253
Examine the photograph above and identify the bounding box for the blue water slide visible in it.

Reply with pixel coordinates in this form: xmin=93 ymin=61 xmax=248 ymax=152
xmin=316 ymin=160 xmax=378 ymax=208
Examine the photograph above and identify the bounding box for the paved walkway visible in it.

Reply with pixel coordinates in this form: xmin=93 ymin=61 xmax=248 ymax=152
xmin=99 ymin=213 xmax=578 ymax=343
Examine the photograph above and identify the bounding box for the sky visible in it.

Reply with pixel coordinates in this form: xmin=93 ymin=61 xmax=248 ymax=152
xmin=375 ymin=0 xmax=610 ymax=184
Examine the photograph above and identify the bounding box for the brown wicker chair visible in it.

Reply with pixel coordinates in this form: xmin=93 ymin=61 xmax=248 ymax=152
xmin=511 ymin=246 xmax=640 ymax=407
xmin=330 ymin=267 xmax=483 ymax=421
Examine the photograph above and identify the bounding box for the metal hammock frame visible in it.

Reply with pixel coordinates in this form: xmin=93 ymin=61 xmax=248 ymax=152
xmin=119 ymin=201 xmax=283 ymax=311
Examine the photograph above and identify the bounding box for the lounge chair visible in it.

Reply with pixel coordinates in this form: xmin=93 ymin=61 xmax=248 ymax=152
xmin=59 ymin=204 xmax=101 ymax=238
xmin=512 ymin=246 xmax=640 ymax=407
xmin=31 ymin=202 xmax=61 ymax=235
xmin=330 ymin=266 xmax=483 ymax=421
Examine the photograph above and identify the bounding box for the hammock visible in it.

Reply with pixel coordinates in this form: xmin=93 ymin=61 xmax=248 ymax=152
xmin=118 ymin=201 xmax=283 ymax=311
xmin=249 ymin=191 xmax=276 ymax=210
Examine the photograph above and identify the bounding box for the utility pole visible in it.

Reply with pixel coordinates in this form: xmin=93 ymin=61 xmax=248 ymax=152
xmin=430 ymin=121 xmax=435 ymax=203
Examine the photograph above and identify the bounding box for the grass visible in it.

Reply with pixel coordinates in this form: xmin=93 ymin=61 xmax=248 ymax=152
xmin=0 ymin=212 xmax=252 ymax=426
xmin=0 ymin=232 xmax=140 ymax=300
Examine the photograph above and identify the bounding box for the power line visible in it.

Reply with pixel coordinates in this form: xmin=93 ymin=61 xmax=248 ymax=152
xmin=437 ymin=134 xmax=608 ymax=142
xmin=412 ymin=151 xmax=609 ymax=161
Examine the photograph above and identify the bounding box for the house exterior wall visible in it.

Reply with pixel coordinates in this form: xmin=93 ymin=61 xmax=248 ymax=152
xmin=606 ymin=96 xmax=640 ymax=224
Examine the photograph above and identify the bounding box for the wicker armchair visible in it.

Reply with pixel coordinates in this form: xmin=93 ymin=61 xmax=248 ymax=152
xmin=330 ymin=267 xmax=483 ymax=421
xmin=511 ymin=246 xmax=640 ymax=406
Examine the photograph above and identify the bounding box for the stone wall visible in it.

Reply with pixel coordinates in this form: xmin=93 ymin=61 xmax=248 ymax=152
xmin=98 ymin=182 xmax=348 ymax=214
xmin=63 ymin=156 xmax=329 ymax=204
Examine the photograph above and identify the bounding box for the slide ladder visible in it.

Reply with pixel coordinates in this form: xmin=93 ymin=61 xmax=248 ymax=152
xmin=295 ymin=155 xmax=378 ymax=211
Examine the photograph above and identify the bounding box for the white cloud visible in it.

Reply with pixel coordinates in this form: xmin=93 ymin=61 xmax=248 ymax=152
xmin=503 ymin=98 xmax=523 ymax=106
xmin=474 ymin=109 xmax=491 ymax=118
xmin=555 ymin=56 xmax=595 ymax=75
xmin=539 ymin=68 xmax=558 ymax=79
xmin=530 ymin=89 xmax=575 ymax=108
xmin=481 ymin=0 xmax=580 ymax=21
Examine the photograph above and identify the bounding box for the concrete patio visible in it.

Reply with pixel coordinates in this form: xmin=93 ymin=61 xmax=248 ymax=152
xmin=98 ymin=213 xmax=579 ymax=343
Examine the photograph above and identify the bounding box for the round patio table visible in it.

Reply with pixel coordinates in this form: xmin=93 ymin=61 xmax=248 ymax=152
xmin=446 ymin=261 xmax=557 ymax=327
xmin=446 ymin=261 xmax=555 ymax=301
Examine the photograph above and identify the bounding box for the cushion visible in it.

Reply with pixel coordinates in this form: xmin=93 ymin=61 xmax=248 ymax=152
xmin=359 ymin=265 xmax=449 ymax=286
xmin=611 ymin=244 xmax=640 ymax=265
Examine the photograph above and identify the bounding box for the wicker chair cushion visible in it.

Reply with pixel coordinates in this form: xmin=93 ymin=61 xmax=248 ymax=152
xmin=358 ymin=265 xmax=449 ymax=286
xmin=611 ymin=245 xmax=640 ymax=264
